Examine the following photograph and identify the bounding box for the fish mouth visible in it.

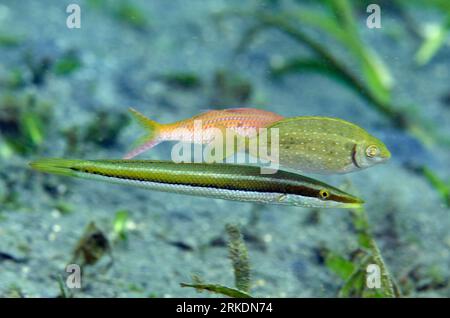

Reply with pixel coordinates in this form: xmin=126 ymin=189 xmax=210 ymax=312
xmin=341 ymin=201 xmax=364 ymax=209
xmin=382 ymin=150 xmax=392 ymax=160
xmin=380 ymin=144 xmax=392 ymax=160
xmin=340 ymin=195 xmax=365 ymax=208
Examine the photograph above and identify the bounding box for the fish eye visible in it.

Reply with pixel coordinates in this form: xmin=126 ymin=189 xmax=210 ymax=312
xmin=365 ymin=145 xmax=379 ymax=158
xmin=319 ymin=189 xmax=330 ymax=200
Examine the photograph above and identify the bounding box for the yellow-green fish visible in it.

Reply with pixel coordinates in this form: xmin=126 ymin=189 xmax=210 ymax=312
xmin=30 ymin=158 xmax=364 ymax=209
xmin=252 ymin=117 xmax=391 ymax=174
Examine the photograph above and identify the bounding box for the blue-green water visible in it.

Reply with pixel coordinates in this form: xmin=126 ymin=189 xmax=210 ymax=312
xmin=0 ymin=0 xmax=449 ymax=297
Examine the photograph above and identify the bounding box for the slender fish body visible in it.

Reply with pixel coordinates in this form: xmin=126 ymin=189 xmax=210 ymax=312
xmin=124 ymin=107 xmax=284 ymax=159
xmin=30 ymin=159 xmax=364 ymax=209
xmin=253 ymin=117 xmax=391 ymax=174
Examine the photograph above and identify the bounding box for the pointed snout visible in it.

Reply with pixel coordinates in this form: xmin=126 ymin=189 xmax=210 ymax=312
xmin=380 ymin=147 xmax=391 ymax=161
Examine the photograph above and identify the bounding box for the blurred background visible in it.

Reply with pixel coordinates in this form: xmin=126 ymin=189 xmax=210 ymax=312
xmin=0 ymin=0 xmax=449 ymax=297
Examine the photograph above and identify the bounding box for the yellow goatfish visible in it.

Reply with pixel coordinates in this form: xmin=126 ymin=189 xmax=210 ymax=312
xmin=124 ymin=107 xmax=284 ymax=159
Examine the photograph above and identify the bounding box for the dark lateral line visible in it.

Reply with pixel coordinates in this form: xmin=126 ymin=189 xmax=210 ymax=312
xmin=70 ymin=167 xmax=319 ymax=198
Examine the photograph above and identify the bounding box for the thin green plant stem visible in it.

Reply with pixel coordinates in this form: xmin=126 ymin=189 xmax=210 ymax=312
xmin=350 ymin=208 xmax=401 ymax=297
xmin=254 ymin=12 xmax=406 ymax=126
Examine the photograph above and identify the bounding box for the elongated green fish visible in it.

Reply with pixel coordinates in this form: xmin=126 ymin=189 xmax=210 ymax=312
xmin=30 ymin=159 xmax=364 ymax=209
xmin=253 ymin=117 xmax=391 ymax=174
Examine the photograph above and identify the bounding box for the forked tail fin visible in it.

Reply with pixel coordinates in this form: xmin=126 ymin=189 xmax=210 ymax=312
xmin=124 ymin=108 xmax=162 ymax=159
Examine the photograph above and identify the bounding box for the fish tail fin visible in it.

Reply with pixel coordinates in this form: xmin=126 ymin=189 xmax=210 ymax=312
xmin=124 ymin=108 xmax=162 ymax=159
xmin=30 ymin=158 xmax=85 ymax=177
xmin=128 ymin=107 xmax=161 ymax=133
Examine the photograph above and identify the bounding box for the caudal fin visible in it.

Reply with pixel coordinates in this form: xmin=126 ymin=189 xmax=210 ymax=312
xmin=124 ymin=108 xmax=161 ymax=159
xmin=30 ymin=158 xmax=84 ymax=177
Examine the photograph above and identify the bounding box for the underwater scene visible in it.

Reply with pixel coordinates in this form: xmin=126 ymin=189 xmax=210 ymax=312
xmin=0 ymin=0 xmax=449 ymax=298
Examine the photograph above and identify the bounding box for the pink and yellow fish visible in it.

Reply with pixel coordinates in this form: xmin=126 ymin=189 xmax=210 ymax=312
xmin=124 ymin=107 xmax=284 ymax=159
